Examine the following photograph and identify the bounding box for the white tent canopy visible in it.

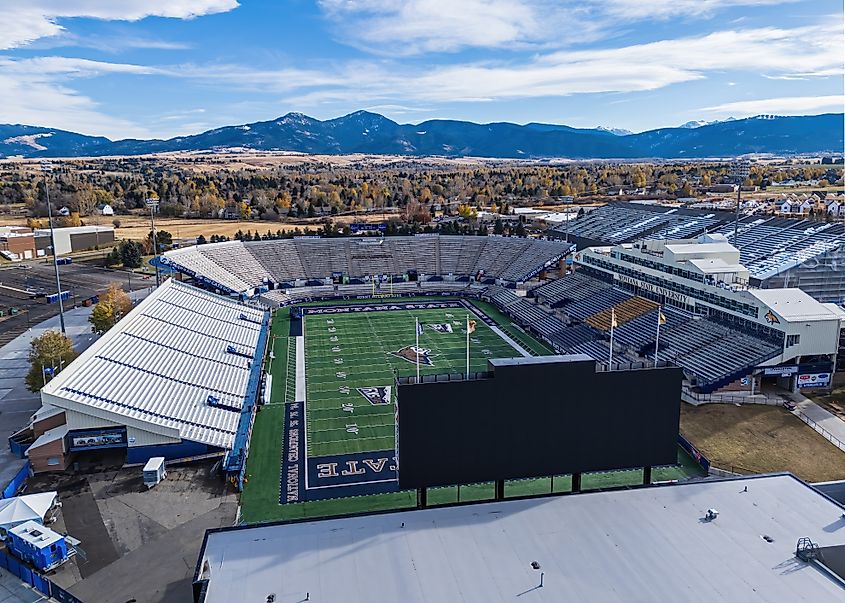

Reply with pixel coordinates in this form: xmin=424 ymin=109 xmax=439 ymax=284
xmin=0 ymin=492 xmax=57 ymax=531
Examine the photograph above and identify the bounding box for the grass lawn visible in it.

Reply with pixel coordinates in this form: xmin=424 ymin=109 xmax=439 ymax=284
xmin=680 ymin=402 xmax=845 ymax=482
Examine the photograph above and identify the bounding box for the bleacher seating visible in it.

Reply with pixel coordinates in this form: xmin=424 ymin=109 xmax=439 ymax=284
xmin=531 ymin=272 xmax=612 ymax=307
xmin=488 ymin=269 xmax=784 ymax=393
xmin=162 ymin=235 xmax=570 ymax=295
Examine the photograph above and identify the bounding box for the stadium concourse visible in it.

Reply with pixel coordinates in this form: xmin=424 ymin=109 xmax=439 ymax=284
xmin=16 ymin=279 xmax=269 ymax=481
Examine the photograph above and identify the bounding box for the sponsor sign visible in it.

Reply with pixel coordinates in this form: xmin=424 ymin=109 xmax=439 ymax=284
xmin=763 ymin=366 xmax=798 ymax=377
xmin=797 ymin=373 xmax=831 ymax=388
xmin=68 ymin=429 xmax=127 ymax=450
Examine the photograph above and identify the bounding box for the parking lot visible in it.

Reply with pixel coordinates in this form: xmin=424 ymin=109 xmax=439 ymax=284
xmin=24 ymin=459 xmax=237 ymax=603
xmin=0 ymin=259 xmax=153 ymax=346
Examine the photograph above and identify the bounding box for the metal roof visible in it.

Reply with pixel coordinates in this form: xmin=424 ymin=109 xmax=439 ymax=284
xmin=197 ymin=474 xmax=845 ymax=603
xmin=748 ymin=288 xmax=842 ymax=322
xmin=41 ymin=279 xmax=266 ymax=449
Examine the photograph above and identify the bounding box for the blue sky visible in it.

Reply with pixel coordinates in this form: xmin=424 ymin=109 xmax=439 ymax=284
xmin=0 ymin=0 xmax=842 ymax=139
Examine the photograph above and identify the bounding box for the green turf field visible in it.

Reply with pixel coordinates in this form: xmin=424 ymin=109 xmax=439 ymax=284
xmin=304 ymin=304 xmax=524 ymax=459
xmin=239 ymin=297 xmax=706 ymax=525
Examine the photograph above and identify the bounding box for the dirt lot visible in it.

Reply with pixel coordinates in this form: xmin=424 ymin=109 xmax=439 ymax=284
xmin=680 ymin=402 xmax=845 ymax=482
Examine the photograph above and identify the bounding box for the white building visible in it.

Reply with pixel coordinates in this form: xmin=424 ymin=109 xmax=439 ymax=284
xmin=33 ymin=225 xmax=114 ymax=255
xmin=23 ymin=279 xmax=269 ymax=473
xmin=574 ymin=233 xmax=842 ymax=390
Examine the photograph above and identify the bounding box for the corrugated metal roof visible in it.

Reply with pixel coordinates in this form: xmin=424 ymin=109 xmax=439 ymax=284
xmin=199 ymin=474 xmax=845 ymax=603
xmin=42 ymin=280 xmax=266 ymax=450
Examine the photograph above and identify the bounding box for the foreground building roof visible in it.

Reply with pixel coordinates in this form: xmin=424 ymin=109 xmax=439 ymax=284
xmin=41 ymin=279 xmax=266 ymax=449
xmin=196 ymin=474 xmax=845 ymax=602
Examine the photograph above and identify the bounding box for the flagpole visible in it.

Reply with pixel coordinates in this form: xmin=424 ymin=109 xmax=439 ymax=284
xmin=466 ymin=314 xmax=470 ymax=377
xmin=608 ymin=308 xmax=615 ymax=370
xmin=415 ymin=317 xmax=420 ymax=384
xmin=654 ymin=307 xmax=662 ymax=368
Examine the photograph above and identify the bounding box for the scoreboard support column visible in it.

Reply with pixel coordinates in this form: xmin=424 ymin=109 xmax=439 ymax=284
xmin=417 ymin=488 xmax=427 ymax=509
xmin=571 ymin=472 xmax=582 ymax=493
xmin=643 ymin=466 xmax=652 ymax=485
xmin=494 ymin=479 xmax=505 ymax=501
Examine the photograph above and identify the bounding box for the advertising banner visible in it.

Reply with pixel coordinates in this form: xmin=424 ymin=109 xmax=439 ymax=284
xmin=797 ymin=373 xmax=831 ymax=388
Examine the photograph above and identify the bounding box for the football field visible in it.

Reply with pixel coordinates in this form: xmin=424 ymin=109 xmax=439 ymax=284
xmin=239 ymin=297 xmax=706 ymax=525
xmin=304 ymin=302 xmax=524 ymax=460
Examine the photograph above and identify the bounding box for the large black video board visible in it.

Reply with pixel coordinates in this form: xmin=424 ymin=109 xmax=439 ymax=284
xmin=397 ymin=356 xmax=682 ymax=488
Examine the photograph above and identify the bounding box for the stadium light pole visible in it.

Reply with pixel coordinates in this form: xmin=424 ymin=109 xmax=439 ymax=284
xmin=41 ymin=160 xmax=66 ymax=334
xmin=146 ymin=197 xmax=161 ymax=287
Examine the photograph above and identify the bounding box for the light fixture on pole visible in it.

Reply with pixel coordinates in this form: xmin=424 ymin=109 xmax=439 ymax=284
xmin=41 ymin=160 xmax=66 ymax=334
xmin=731 ymin=159 xmax=750 ymax=243
xmin=145 ymin=197 xmax=161 ymax=287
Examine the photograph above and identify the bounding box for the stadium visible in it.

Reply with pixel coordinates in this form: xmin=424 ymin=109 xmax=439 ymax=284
xmin=16 ymin=231 xmax=843 ymax=525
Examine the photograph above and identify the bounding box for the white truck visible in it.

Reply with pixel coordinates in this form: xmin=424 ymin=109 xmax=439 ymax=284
xmin=142 ymin=457 xmax=167 ymax=488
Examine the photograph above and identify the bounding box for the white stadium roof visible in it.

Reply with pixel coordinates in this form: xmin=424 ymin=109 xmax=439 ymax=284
xmin=41 ymin=279 xmax=266 ymax=449
xmin=197 ymin=474 xmax=845 ymax=603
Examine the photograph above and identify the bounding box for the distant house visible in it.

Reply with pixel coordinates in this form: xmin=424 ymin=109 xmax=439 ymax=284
xmin=96 ymin=204 xmax=114 ymax=216
xmin=58 ymin=206 xmax=70 ymax=217
xmin=826 ymin=199 xmax=842 ymax=217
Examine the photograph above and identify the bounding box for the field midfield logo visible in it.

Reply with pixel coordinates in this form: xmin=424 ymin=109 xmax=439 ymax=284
xmin=390 ymin=345 xmax=434 ymax=366
xmin=357 ymin=386 xmax=391 ymax=406
xmin=426 ymin=323 xmax=453 ymax=333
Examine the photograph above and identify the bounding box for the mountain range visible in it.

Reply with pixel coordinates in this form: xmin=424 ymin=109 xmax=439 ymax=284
xmin=0 ymin=112 xmax=841 ymax=160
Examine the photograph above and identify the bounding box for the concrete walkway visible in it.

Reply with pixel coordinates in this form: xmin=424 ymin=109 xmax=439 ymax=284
xmin=789 ymin=392 xmax=845 ymax=453
xmin=0 ymin=567 xmax=49 ymax=603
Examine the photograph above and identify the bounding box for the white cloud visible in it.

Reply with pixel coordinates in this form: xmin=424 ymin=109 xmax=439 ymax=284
xmin=0 ymin=1 xmax=239 ymax=49
xmin=602 ymin=0 xmax=796 ymax=20
xmin=267 ymin=24 xmax=843 ymax=107
xmin=317 ymin=0 xmax=603 ymax=55
xmin=316 ymin=0 xmax=800 ymax=55
xmin=0 ymin=56 xmax=157 ymax=138
xmin=702 ymin=95 xmax=845 ymax=115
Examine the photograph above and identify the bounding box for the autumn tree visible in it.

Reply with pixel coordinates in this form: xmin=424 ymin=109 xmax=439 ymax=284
xmin=26 ymin=330 xmax=77 ymax=391
xmin=89 ymin=283 xmax=133 ymax=334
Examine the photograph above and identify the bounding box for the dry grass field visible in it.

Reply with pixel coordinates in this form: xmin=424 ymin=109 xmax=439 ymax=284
xmin=0 ymin=210 xmax=401 ymax=243
xmin=680 ymin=402 xmax=845 ymax=482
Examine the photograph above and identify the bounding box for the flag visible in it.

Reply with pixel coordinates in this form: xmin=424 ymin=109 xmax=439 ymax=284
xmin=610 ymin=309 xmax=617 ymax=329
xmin=416 ymin=321 xmax=424 ymax=336
xmin=658 ymin=312 xmax=667 ymax=326
xmin=467 ymin=319 xmax=477 ymax=334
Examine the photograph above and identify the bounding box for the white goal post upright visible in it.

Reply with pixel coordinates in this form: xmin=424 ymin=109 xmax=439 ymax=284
xmin=466 ymin=314 xmax=470 ymax=377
